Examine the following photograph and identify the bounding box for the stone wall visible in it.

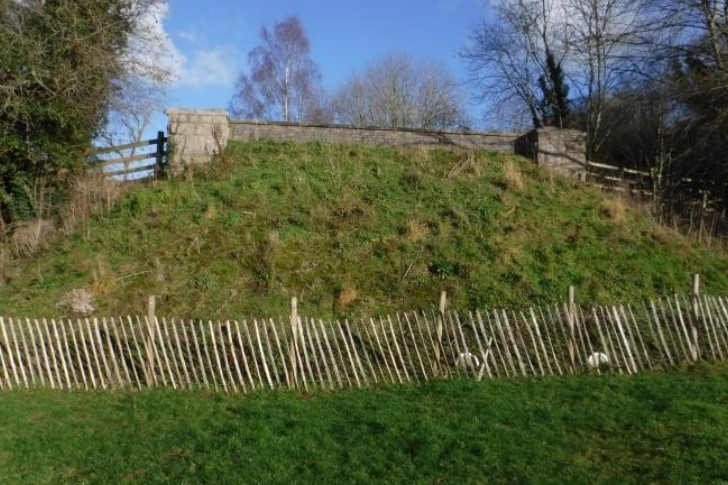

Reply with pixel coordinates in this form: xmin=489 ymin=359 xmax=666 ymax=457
xmin=229 ymin=120 xmax=519 ymax=153
xmin=515 ymin=127 xmax=587 ymax=177
xmin=166 ymin=109 xmax=587 ymax=177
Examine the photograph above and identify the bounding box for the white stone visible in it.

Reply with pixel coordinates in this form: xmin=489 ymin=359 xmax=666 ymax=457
xmin=586 ymin=352 xmax=610 ymax=369
xmin=455 ymin=352 xmax=480 ymax=370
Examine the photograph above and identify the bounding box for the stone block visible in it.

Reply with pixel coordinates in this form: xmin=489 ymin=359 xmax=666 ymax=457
xmin=166 ymin=108 xmax=231 ymax=168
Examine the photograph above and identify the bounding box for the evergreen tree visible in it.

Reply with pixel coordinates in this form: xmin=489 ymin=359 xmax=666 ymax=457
xmin=0 ymin=0 xmax=150 ymax=223
xmin=538 ymin=50 xmax=571 ymax=128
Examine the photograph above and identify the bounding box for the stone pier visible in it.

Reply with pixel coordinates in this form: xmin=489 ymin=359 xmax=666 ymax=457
xmin=166 ymin=108 xmax=230 ymax=170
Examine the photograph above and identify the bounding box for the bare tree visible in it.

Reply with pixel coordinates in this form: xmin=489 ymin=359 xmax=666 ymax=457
xmin=230 ymin=16 xmax=322 ymax=122
xmin=644 ymin=0 xmax=727 ymax=65
xmin=332 ymin=77 xmax=369 ymax=126
xmin=332 ymin=53 xmax=468 ymax=130
xmin=564 ymin=0 xmax=647 ymax=157
xmin=645 ymin=0 xmax=728 ymax=186
xmin=461 ymin=0 xmax=570 ymax=130
xmin=464 ymin=0 xmax=651 ymax=153
xmin=101 ymin=77 xmax=168 ymax=181
xmin=104 ymin=0 xmax=175 ymax=147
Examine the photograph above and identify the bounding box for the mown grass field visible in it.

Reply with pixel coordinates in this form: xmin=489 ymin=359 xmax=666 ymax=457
xmin=1 ymin=366 xmax=728 ymax=484
xmin=1 ymin=140 xmax=727 ymax=320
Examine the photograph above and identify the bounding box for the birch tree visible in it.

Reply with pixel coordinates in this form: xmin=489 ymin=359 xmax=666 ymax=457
xmin=230 ymin=16 xmax=322 ymax=122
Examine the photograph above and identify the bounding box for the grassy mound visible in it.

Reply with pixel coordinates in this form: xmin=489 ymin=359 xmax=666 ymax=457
xmin=1 ymin=140 xmax=727 ymax=319
xmin=2 ymin=366 xmax=728 ymax=483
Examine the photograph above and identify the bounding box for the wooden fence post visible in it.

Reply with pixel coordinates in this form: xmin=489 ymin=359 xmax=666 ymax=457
xmin=146 ymin=295 xmax=156 ymax=387
xmin=290 ymin=297 xmax=299 ymax=387
xmin=692 ymin=274 xmax=700 ymax=316
xmin=155 ymin=131 xmax=166 ymax=179
xmin=698 ymin=193 xmax=707 ymax=243
xmin=567 ymin=286 xmax=577 ymax=370
xmin=692 ymin=274 xmax=700 ymax=360
xmin=434 ymin=291 xmax=447 ymax=374
xmin=569 ymin=286 xmax=575 ymax=315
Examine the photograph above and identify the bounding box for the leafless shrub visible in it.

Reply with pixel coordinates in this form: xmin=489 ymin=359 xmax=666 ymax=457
xmin=62 ymin=172 xmax=123 ymax=238
xmin=10 ymin=219 xmax=56 ymax=258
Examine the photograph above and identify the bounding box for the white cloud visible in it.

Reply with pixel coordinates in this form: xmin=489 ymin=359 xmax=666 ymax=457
xmin=144 ymin=2 xmax=237 ymax=88
xmin=439 ymin=0 xmax=460 ymax=11
xmin=178 ymin=30 xmax=200 ymax=44
xmin=176 ymin=47 xmax=238 ymax=88
xmin=124 ymin=1 xmax=237 ymax=88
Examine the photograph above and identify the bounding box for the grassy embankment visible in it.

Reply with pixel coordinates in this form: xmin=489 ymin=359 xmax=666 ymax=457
xmin=1 ymin=140 xmax=727 ymax=319
xmin=1 ymin=366 xmax=728 ymax=483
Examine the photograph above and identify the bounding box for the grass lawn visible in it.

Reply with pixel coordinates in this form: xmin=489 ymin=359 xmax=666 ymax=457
xmin=2 ymin=366 xmax=728 ymax=484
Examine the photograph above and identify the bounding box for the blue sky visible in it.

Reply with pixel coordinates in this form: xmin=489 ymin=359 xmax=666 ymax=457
xmin=148 ymin=0 xmax=492 ymax=135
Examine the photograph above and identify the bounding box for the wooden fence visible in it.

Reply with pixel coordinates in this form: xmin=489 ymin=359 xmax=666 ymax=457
xmin=583 ymin=160 xmax=724 ymax=211
xmin=583 ymin=160 xmax=654 ymax=196
xmin=582 ymin=160 xmax=728 ymax=241
xmin=87 ymin=131 xmax=168 ymax=182
xmin=2 ymin=287 xmax=728 ymax=392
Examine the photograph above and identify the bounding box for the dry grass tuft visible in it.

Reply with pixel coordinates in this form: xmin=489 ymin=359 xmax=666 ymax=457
xmin=501 ymin=160 xmax=525 ymax=192
xmin=337 ymin=288 xmax=358 ymax=308
xmin=266 ymin=230 xmax=280 ymax=250
xmin=397 ymin=145 xmax=432 ymax=163
xmin=495 ymin=240 xmax=524 ymax=267
xmin=404 ymin=220 xmax=428 ymax=242
xmin=89 ymin=255 xmax=116 ymax=295
xmin=0 ymin=246 xmax=11 ymax=283
xmin=447 ymin=149 xmax=483 ymax=178
xmin=650 ymin=223 xmax=675 ymax=245
xmin=335 ymin=192 xmax=363 ymax=217
xmin=204 ymin=203 xmax=216 ymax=220
xmin=599 ymin=197 xmax=627 ymax=223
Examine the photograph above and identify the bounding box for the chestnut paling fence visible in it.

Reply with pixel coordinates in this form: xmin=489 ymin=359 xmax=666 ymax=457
xmin=1 ymin=289 xmax=728 ymax=392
